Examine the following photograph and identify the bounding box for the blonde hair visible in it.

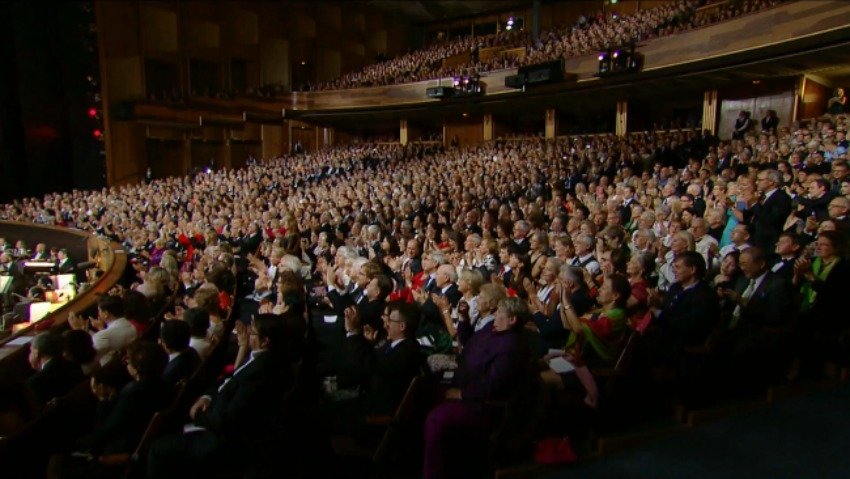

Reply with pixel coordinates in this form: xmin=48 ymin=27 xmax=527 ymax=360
xmin=458 ymin=269 xmax=484 ymax=295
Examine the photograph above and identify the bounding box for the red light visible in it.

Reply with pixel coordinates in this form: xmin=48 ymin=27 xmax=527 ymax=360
xmin=88 ymin=108 xmax=97 ymax=117
xmin=93 ymin=129 xmax=102 ymax=138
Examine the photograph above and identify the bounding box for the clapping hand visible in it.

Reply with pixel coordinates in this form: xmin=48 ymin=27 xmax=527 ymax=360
xmin=344 ymin=306 xmax=361 ymax=333
xmin=794 ymin=257 xmax=814 ymax=282
xmin=67 ymin=311 xmax=88 ymax=331
xmin=457 ymin=300 xmax=470 ymax=322
xmin=432 ymin=293 xmax=450 ymax=314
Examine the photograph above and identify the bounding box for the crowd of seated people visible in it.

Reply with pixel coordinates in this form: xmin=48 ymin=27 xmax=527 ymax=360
xmin=309 ymin=0 xmax=784 ymax=91
xmin=1 ymin=107 xmax=849 ymax=476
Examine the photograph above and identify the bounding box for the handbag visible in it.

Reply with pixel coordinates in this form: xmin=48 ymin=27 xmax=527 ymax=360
xmin=534 ymin=436 xmax=578 ymax=465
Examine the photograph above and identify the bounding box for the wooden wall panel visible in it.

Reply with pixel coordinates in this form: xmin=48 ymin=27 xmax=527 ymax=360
xmin=231 ymin=142 xmax=261 ymax=169
xmin=184 ymin=20 xmax=220 ymax=50
xmin=228 ymin=9 xmax=259 ymax=45
xmin=261 ymin=124 xmax=284 ymax=159
xmin=445 ymin=119 xmax=484 ymax=149
xmin=109 ymin=122 xmax=147 ymax=185
xmin=191 ymin=141 xmax=225 ymax=170
xmin=317 ymin=48 xmax=342 ymax=83
xmin=539 ymin=1 xmax=598 ymax=31
xmin=141 ymin=5 xmax=178 ymax=53
xmin=106 ymin=56 xmax=144 ymax=101
xmin=230 ymin=123 xmax=260 ymax=142
xmin=799 ymin=77 xmax=831 ymax=120
xmin=291 ymin=126 xmax=317 ymax=153
xmin=99 ymin=1 xmax=141 ymax=58
xmin=261 ymin=38 xmax=290 ymax=88
xmin=147 ymin=139 xmax=186 ymax=179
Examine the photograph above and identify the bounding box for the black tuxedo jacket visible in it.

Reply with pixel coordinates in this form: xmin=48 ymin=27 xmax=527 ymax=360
xmin=56 ymin=258 xmax=75 ymax=274
xmin=239 ymin=233 xmax=263 ymax=256
xmin=514 ymin=238 xmax=530 ymax=255
xmin=357 ymin=298 xmax=386 ymax=331
xmin=194 ymin=350 xmax=294 ymax=443
xmin=748 ymin=190 xmax=792 ymax=250
xmin=342 ymin=336 xmax=422 ymax=415
xmin=769 ymin=256 xmax=797 ymax=284
xmin=619 ymin=198 xmax=636 ymax=225
xmin=26 ymin=358 xmax=83 ymax=405
xmin=162 ymin=348 xmax=201 ymax=388
xmin=733 ymin=272 xmax=793 ymax=329
xmin=658 ymin=281 xmax=720 ymax=349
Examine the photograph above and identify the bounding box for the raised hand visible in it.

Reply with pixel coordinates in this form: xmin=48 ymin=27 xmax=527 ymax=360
xmin=457 ymin=300 xmax=470 ymax=321
xmin=344 ymin=306 xmax=361 ymax=333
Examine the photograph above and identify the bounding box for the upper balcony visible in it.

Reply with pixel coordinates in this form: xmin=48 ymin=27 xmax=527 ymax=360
xmin=285 ymin=0 xmax=850 ymax=114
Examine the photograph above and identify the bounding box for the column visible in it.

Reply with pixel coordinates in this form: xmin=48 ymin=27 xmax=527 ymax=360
xmin=616 ymin=101 xmax=628 ymax=137
xmin=322 ymin=127 xmax=334 ymax=148
xmin=702 ymin=90 xmax=719 ymax=135
xmin=483 ymin=114 xmax=493 ymax=141
xmin=545 ymin=108 xmax=558 ymax=139
xmin=400 ymin=119 xmax=409 ymax=146
xmin=222 ymin=139 xmax=232 ymax=169
xmin=182 ymin=135 xmax=192 ymax=176
xmin=315 ymin=126 xmax=320 ymax=152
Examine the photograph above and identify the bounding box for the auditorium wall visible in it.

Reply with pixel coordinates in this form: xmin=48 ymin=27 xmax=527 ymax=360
xmin=798 ymin=76 xmax=832 ymax=121
xmin=445 ymin=117 xmax=484 ymax=149
xmin=95 ymin=1 xmax=409 ymax=183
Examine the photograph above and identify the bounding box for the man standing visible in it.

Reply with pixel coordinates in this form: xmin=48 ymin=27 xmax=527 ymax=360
xmin=748 ymin=169 xmax=792 ymax=250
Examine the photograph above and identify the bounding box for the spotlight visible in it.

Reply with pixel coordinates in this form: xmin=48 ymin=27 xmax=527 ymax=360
xmin=613 ymin=51 xmax=620 ymax=58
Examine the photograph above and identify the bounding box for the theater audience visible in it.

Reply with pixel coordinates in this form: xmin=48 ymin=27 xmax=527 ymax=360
xmin=68 ymin=295 xmax=137 ymax=366
xmin=48 ymin=342 xmax=168 ymax=479
xmin=146 ymin=314 xmax=296 ymax=479
xmin=27 ymin=332 xmax=84 ymax=407
xmin=159 ymin=319 xmax=201 ymax=388
xmin=1 ymin=94 xmax=849 ymax=479
xmin=183 ymin=307 xmax=213 ymax=359
xmin=62 ymin=329 xmax=98 ymax=375
xmin=423 ymin=296 xmax=534 ymax=479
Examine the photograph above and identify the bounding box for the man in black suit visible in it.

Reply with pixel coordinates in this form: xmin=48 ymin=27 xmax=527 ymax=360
xmin=26 ymin=331 xmax=83 ymax=406
xmin=47 ymin=342 xmax=168 ymax=479
xmin=619 ymin=185 xmax=637 ymax=225
xmin=341 ymin=301 xmax=423 ymax=417
xmin=719 ymin=247 xmax=793 ymax=387
xmin=147 ymin=314 xmax=296 ymax=479
xmin=159 ymin=320 xmax=201 ymax=388
xmin=357 ymin=274 xmax=393 ymax=332
xmin=238 ymin=222 xmax=263 ymax=257
xmin=416 ymin=264 xmax=462 ymax=336
xmin=748 ymin=169 xmax=792 ymax=250
xmin=512 ymin=220 xmax=531 ymax=255
xmin=653 ymin=251 xmax=720 ymax=362
xmin=55 ymin=248 xmax=75 ymax=274
xmin=326 ymin=259 xmax=380 ymax=316
xmin=770 ymin=232 xmax=802 ymax=283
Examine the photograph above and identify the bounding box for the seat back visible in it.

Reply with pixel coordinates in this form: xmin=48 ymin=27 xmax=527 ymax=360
xmin=372 ymin=375 xmax=424 ymax=463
